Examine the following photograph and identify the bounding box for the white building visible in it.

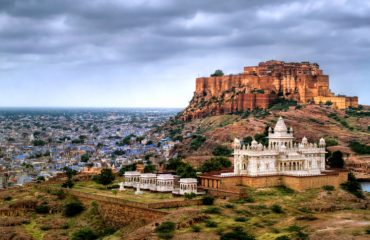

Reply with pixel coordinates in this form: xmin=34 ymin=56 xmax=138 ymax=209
xmin=123 ymin=171 xmax=141 ymax=187
xmin=179 ymin=178 xmax=198 ymax=195
xmin=156 ymin=174 xmax=175 ymax=192
xmin=231 ymin=117 xmax=326 ymax=177
xmin=139 ymin=173 xmax=157 ymax=191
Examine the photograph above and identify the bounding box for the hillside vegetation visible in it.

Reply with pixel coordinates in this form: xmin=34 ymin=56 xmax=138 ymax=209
xmin=162 ymin=104 xmax=369 ymax=159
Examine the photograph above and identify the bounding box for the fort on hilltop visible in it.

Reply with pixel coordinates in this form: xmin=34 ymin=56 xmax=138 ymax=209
xmin=182 ymin=60 xmax=358 ymax=120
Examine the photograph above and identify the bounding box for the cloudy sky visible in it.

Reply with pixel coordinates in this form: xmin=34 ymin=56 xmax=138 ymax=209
xmin=0 ymin=0 xmax=369 ymax=107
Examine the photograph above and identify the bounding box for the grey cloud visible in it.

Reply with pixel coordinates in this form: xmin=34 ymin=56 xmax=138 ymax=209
xmin=0 ymin=0 xmax=369 ymax=105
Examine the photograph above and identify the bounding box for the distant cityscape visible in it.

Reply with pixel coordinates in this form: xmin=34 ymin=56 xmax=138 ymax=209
xmin=0 ymin=108 xmax=180 ymax=188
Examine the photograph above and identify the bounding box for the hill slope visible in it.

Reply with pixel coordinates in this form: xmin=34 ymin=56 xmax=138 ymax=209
xmin=162 ymin=104 xmax=369 ymax=159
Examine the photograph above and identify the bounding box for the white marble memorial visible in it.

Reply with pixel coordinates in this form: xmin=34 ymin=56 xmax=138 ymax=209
xmin=124 ymin=171 xmax=141 ymax=187
xmin=232 ymin=117 xmax=326 ymax=177
xmin=179 ymin=178 xmax=198 ymax=195
xmin=139 ymin=173 xmax=157 ymax=190
xmin=156 ymin=174 xmax=175 ymax=192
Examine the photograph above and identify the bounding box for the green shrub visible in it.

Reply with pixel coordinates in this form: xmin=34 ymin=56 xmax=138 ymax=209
xmin=275 ymin=236 xmax=290 ymax=240
xmin=366 ymin=228 xmax=370 ymax=234
xmin=276 ymin=186 xmax=295 ymax=195
xmin=221 ymin=227 xmax=255 ymax=240
xmin=40 ymin=225 xmax=50 ymax=231
xmin=3 ymin=196 xmax=12 ymax=201
xmin=35 ymin=204 xmax=49 ymax=214
xmin=349 ymin=141 xmax=370 ymax=155
xmin=235 ymin=217 xmax=248 ymax=222
xmin=341 ymin=172 xmax=365 ymax=199
xmin=64 ymin=201 xmax=85 ymax=217
xmin=106 ymin=184 xmax=120 ymax=190
xmin=212 ymin=145 xmax=233 ymax=156
xmin=202 ymin=195 xmax=215 ymax=205
xmin=94 ymin=168 xmax=116 ymax=186
xmin=327 ymin=151 xmax=344 ymax=169
xmin=271 ymin=204 xmax=283 ymax=213
xmin=72 ymin=228 xmax=97 ymax=240
xmin=211 ymin=69 xmax=224 ymax=77
xmin=184 ymin=192 xmax=197 ymax=199
xmin=191 ymin=225 xmax=201 ymax=232
xmin=224 ymin=204 xmax=234 ymax=209
xmin=50 ymin=189 xmax=66 ymax=200
xmin=324 ymin=137 xmax=338 ymax=147
xmin=176 ymin=163 xmax=197 ymax=178
xmin=322 ymin=185 xmax=335 ymax=191
xmin=190 ymin=134 xmax=206 ymax=150
xmin=199 ymin=156 xmax=231 ymax=173
xmin=203 ymin=207 xmax=220 ymax=214
xmin=156 ymin=221 xmax=176 ymax=239
xmin=287 ymin=225 xmax=302 ymax=232
xmin=205 ymin=220 xmax=218 ymax=228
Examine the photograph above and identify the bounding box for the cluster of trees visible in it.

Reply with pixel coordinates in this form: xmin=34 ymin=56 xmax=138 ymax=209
xmin=119 ymin=164 xmax=136 ymax=176
xmin=116 ymin=134 xmax=145 ymax=146
xmin=198 ymin=157 xmax=231 ymax=173
xmin=349 ymin=141 xmax=370 ymax=155
xmin=93 ymin=168 xmax=116 ymax=187
xmin=243 ymin=129 xmax=269 ymax=146
xmin=166 ymin=158 xmax=197 ymax=178
xmin=212 ymin=145 xmax=233 ymax=157
xmin=190 ymin=134 xmax=206 ymax=150
xmin=80 ymin=153 xmax=90 ymax=162
xmin=32 ymin=139 xmax=47 ymax=146
xmin=326 ymin=151 xmax=345 ymax=169
xmin=341 ymin=172 xmax=365 ymax=199
xmin=62 ymin=167 xmax=77 ymax=188
xmin=210 ymin=69 xmax=224 ymax=77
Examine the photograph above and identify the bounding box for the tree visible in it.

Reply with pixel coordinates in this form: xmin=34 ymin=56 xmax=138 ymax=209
xmin=72 ymin=228 xmax=97 ymax=240
xmin=243 ymin=136 xmax=253 ymax=145
xmin=144 ymin=164 xmax=156 ymax=173
xmin=166 ymin=158 xmax=183 ymax=170
xmin=190 ymin=134 xmax=206 ymax=151
xmin=36 ymin=176 xmax=45 ymax=183
xmin=349 ymin=141 xmax=370 ymax=155
xmin=212 ymin=145 xmax=233 ymax=156
xmin=80 ymin=153 xmax=90 ymax=162
xmin=341 ymin=172 xmax=364 ymax=199
xmin=210 ymin=69 xmax=224 ymax=77
xmin=62 ymin=167 xmax=77 ymax=188
xmin=327 ymin=151 xmax=344 ymax=169
xmin=119 ymin=164 xmax=136 ymax=176
xmin=176 ymin=163 xmax=197 ymax=178
xmin=199 ymin=157 xmax=232 ymax=173
xmin=64 ymin=201 xmax=85 ymax=217
xmin=94 ymin=168 xmax=115 ymax=186
xmin=254 ymin=133 xmax=268 ymax=146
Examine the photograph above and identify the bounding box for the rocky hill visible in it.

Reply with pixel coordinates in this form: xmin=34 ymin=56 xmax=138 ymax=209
xmin=163 ymin=104 xmax=369 ymax=161
xmin=180 ymin=60 xmax=358 ymax=121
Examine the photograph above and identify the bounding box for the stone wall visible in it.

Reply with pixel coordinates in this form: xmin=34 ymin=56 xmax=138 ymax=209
xmin=66 ymin=190 xmax=168 ymax=228
xmin=282 ymin=171 xmax=348 ymax=191
xmin=314 ymin=96 xmax=358 ymax=109
xmin=200 ymin=170 xmax=348 ymax=195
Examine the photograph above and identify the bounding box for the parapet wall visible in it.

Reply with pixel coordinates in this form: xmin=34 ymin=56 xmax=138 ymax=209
xmin=200 ymin=170 xmax=348 ymax=195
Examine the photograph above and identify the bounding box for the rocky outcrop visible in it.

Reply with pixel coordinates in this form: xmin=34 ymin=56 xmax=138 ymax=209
xmin=181 ymin=60 xmax=358 ymax=120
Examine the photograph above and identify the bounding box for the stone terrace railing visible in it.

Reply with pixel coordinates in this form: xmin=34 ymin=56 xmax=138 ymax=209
xmin=36 ymin=185 xmax=201 ymax=210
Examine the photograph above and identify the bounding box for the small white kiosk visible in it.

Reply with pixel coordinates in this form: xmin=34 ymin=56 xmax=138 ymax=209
xmin=139 ymin=173 xmax=157 ymax=190
xmin=156 ymin=174 xmax=175 ymax=192
xmin=124 ymin=171 xmax=141 ymax=187
xmin=179 ymin=178 xmax=198 ymax=195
